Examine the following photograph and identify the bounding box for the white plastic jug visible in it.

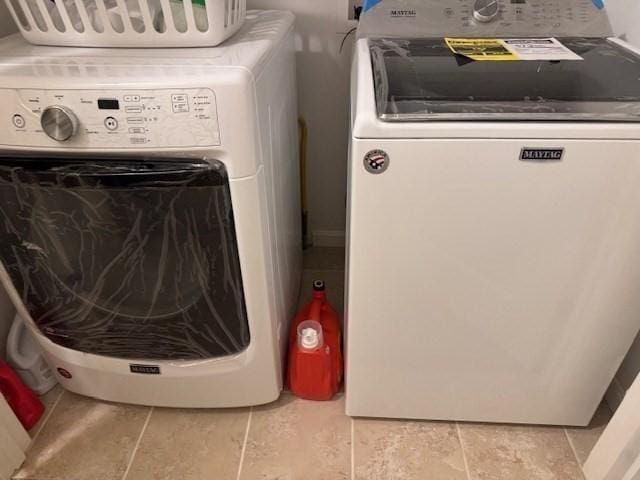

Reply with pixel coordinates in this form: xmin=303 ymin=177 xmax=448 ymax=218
xmin=6 ymin=314 xmax=57 ymax=395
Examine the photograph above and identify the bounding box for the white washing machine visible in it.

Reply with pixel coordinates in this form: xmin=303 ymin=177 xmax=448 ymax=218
xmin=347 ymin=1 xmax=640 ymax=425
xmin=0 ymin=10 xmax=302 ymax=408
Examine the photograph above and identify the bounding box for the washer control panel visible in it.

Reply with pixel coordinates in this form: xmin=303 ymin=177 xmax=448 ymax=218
xmin=457 ymin=0 xmax=609 ymax=31
xmin=359 ymin=0 xmax=612 ymax=38
xmin=1 ymin=88 xmax=220 ymax=149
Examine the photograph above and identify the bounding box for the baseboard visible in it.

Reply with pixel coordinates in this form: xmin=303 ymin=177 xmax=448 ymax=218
xmin=605 ymin=376 xmax=626 ymax=413
xmin=312 ymin=230 xmax=346 ymax=247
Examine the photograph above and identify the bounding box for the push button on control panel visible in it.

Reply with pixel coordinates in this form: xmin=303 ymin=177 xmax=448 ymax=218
xmin=171 ymin=93 xmax=190 ymax=113
xmin=173 ymin=103 xmax=189 ymax=113
xmin=12 ymin=114 xmax=25 ymax=128
xmin=104 ymin=117 xmax=119 ymax=131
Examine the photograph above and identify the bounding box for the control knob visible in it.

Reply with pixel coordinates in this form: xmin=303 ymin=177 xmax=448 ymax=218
xmin=473 ymin=0 xmax=500 ymax=23
xmin=41 ymin=106 xmax=79 ymax=142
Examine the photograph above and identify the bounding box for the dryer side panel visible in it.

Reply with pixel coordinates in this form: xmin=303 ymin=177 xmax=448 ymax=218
xmin=254 ymin=26 xmax=303 ymax=365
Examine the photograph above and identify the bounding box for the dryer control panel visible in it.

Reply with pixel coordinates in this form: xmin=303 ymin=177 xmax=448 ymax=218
xmin=0 ymin=88 xmax=220 ymax=150
xmin=358 ymin=0 xmax=613 ymax=38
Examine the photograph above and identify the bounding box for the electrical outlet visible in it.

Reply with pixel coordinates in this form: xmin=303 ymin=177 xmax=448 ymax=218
xmin=348 ymin=0 xmax=363 ymax=20
xmin=337 ymin=0 xmax=362 ymax=33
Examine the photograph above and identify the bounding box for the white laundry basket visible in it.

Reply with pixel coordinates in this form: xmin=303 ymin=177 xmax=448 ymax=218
xmin=4 ymin=0 xmax=246 ymax=47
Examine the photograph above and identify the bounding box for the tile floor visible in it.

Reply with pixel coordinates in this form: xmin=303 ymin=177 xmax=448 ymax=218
xmin=13 ymin=247 xmax=610 ymax=480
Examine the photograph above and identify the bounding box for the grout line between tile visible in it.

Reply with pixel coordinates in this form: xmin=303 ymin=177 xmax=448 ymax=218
xmin=456 ymin=423 xmax=473 ymax=480
xmin=350 ymin=417 xmax=355 ymax=480
xmin=564 ymin=428 xmax=587 ymax=480
xmin=121 ymin=406 xmax=153 ymax=480
xmin=235 ymin=406 xmax=253 ymax=480
xmin=31 ymin=387 xmax=65 ymax=444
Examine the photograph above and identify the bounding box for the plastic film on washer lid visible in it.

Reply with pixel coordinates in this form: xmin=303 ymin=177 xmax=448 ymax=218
xmin=368 ymin=34 xmax=640 ymax=122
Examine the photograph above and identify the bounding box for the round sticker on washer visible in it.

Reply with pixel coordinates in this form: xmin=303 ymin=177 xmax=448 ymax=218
xmin=57 ymin=368 xmax=72 ymax=379
xmin=364 ymin=150 xmax=389 ymax=174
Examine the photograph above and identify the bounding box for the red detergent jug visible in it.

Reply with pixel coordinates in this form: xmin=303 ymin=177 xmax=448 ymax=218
xmin=288 ymin=280 xmax=343 ymax=400
xmin=0 ymin=359 xmax=44 ymax=430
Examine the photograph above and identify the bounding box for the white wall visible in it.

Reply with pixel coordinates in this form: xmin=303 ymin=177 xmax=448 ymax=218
xmin=247 ymin=0 xmax=353 ymax=245
xmin=607 ymin=0 xmax=640 ymax=45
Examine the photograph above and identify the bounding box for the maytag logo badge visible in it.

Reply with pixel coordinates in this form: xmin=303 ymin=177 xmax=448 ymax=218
xmin=520 ymin=148 xmax=565 ymax=161
xmin=130 ymin=364 xmax=161 ymax=375
xmin=390 ymin=9 xmax=416 ymax=17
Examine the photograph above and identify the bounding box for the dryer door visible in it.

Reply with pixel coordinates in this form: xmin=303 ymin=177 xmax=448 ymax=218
xmin=0 ymin=156 xmax=249 ymax=360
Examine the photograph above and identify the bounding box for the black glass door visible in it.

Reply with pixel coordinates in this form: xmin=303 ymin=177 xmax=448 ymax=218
xmin=0 ymin=156 xmax=249 ymax=360
xmin=371 ymin=37 xmax=640 ymax=120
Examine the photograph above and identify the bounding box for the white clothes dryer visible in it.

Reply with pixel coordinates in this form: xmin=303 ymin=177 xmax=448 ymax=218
xmin=0 ymin=10 xmax=301 ymax=408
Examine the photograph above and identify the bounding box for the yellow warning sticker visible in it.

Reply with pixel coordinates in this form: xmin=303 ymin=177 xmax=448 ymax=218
xmin=445 ymin=38 xmax=583 ymax=62
xmin=445 ymin=38 xmax=517 ymax=61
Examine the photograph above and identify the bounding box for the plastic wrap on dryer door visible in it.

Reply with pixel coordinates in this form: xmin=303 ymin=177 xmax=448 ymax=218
xmin=0 ymin=156 xmax=250 ymax=361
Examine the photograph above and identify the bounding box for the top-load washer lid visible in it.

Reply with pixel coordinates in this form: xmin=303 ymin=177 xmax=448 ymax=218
xmin=371 ymin=37 xmax=640 ymax=122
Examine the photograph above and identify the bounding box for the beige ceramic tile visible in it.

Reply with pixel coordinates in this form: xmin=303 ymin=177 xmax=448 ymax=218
xmin=30 ymin=384 xmax=64 ymax=439
xmin=14 ymin=392 xmax=150 ymax=480
xmin=38 ymin=384 xmax=63 ymax=410
xmin=125 ymin=407 xmax=249 ymax=480
xmin=566 ymin=401 xmax=612 ymax=465
xmin=303 ymin=247 xmax=346 ymax=271
xmin=240 ymin=393 xmax=350 ymax=480
xmin=298 ymin=270 xmax=345 ymax=320
xmin=459 ymin=423 xmax=584 ymax=480
xmin=354 ymin=418 xmax=467 ymax=480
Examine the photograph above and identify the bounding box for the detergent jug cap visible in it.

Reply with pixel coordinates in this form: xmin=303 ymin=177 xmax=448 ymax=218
xmin=297 ymin=320 xmax=323 ymax=350
xmin=301 ymin=328 xmax=319 ymax=349
xmin=313 ymin=280 xmax=325 ymax=292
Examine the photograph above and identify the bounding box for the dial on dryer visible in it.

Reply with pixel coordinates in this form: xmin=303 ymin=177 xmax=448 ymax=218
xmin=41 ymin=106 xmax=79 ymax=142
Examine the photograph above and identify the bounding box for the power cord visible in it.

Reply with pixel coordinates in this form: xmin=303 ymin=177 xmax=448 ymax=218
xmin=339 ymin=5 xmax=362 ymax=54
xmin=339 ymin=27 xmax=357 ymax=53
